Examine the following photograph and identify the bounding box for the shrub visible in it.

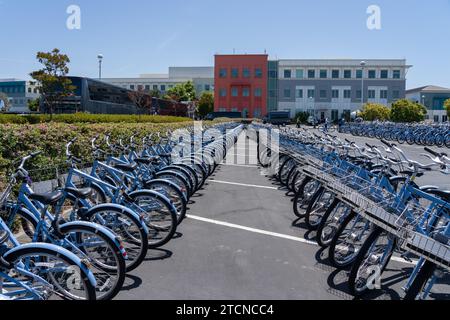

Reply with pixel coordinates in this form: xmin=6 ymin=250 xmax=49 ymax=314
xmin=0 ymin=113 xmax=192 ymax=125
xmin=360 ymin=103 xmax=391 ymax=121
xmin=390 ymin=99 xmax=427 ymax=123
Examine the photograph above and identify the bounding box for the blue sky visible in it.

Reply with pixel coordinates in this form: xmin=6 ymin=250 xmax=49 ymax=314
xmin=1 ymin=0 xmax=449 ymax=89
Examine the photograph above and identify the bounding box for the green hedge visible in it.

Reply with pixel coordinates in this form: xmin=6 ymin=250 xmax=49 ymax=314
xmin=0 ymin=113 xmax=192 ymax=124
xmin=0 ymin=121 xmax=197 ymax=189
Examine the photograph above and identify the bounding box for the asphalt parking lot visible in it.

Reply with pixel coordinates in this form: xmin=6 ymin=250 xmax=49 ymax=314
xmin=117 ymin=132 xmax=449 ymax=300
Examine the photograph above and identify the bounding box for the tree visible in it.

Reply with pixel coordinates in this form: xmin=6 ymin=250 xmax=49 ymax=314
xmin=294 ymin=111 xmax=309 ymax=124
xmin=128 ymin=87 xmax=152 ymax=112
xmin=197 ymin=92 xmax=214 ymax=118
xmin=165 ymin=81 xmax=197 ymax=102
xmin=149 ymin=89 xmax=161 ymax=98
xmin=390 ymin=99 xmax=427 ymax=123
xmin=30 ymin=48 xmax=75 ymax=116
xmin=27 ymin=98 xmax=40 ymax=112
xmin=359 ymin=103 xmax=391 ymax=121
xmin=0 ymin=93 xmax=11 ymax=112
xmin=444 ymin=98 xmax=450 ymax=118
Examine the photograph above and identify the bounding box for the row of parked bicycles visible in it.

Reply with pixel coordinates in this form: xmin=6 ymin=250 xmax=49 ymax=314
xmin=0 ymin=122 xmax=243 ymax=300
xmin=340 ymin=122 xmax=450 ymax=148
xmin=253 ymin=124 xmax=449 ymax=300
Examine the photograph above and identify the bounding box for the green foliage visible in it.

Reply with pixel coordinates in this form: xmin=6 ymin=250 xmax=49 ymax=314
xmin=28 ymin=98 xmax=40 ymax=112
xmin=197 ymin=92 xmax=214 ymax=118
xmin=0 ymin=93 xmax=11 ymax=112
xmin=390 ymin=99 xmax=427 ymax=123
xmin=360 ymin=103 xmax=391 ymax=121
xmin=149 ymin=89 xmax=161 ymax=98
xmin=30 ymin=48 xmax=76 ymax=115
xmin=444 ymin=98 xmax=450 ymax=117
xmin=0 ymin=113 xmax=192 ymax=124
xmin=165 ymin=81 xmax=197 ymax=102
xmin=294 ymin=111 xmax=309 ymax=124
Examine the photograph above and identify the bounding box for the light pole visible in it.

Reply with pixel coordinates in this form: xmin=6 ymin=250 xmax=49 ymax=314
xmin=98 ymin=54 xmax=103 ymax=79
xmin=360 ymin=61 xmax=366 ymax=112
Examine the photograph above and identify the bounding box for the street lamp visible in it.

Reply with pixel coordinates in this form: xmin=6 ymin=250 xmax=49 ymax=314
xmin=360 ymin=61 xmax=366 ymax=110
xmin=97 ymin=54 xmax=103 ymax=79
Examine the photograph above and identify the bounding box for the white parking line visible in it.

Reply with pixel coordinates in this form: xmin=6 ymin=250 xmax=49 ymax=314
xmin=221 ymin=163 xmax=258 ymax=168
xmin=187 ymin=215 xmax=415 ymax=265
xmin=187 ymin=215 xmax=317 ymax=245
xmin=209 ymin=180 xmax=279 ymax=190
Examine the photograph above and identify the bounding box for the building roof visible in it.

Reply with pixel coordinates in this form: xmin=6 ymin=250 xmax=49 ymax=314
xmin=406 ymin=85 xmax=450 ymax=94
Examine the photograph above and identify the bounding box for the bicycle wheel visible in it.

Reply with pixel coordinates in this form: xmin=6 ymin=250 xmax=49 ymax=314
xmin=316 ymin=200 xmax=352 ymax=248
xmin=127 ymin=190 xmax=178 ymax=248
xmin=3 ymin=243 xmax=96 ymax=300
xmin=348 ymin=227 xmax=396 ymax=296
xmin=144 ymin=179 xmax=187 ymax=225
xmin=328 ymin=211 xmax=373 ymax=269
xmin=293 ymin=178 xmax=321 ymax=218
xmin=404 ymin=261 xmax=437 ymax=300
xmin=155 ymin=170 xmax=191 ymax=200
xmin=305 ymin=187 xmax=335 ymax=230
xmin=60 ymin=222 xmax=126 ymax=301
xmin=85 ymin=204 xmax=149 ymax=272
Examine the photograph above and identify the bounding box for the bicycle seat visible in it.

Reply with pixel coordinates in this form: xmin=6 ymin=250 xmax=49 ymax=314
xmin=114 ymin=163 xmax=137 ymax=172
xmin=65 ymin=187 xmax=92 ymax=199
xmin=0 ymin=230 xmax=9 ymax=245
xmin=29 ymin=191 xmax=64 ymax=206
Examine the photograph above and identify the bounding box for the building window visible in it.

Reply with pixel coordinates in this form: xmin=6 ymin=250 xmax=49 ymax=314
xmin=231 ymin=87 xmax=238 ymax=97
xmin=219 ymin=107 xmax=226 ymax=112
xmin=160 ymin=85 xmax=166 ymax=91
xmin=332 ymin=90 xmax=339 ymax=99
xmin=243 ymin=87 xmax=250 ymax=97
xmin=344 ymin=70 xmax=352 ymax=79
xmin=153 ymin=85 xmax=158 ymax=90
xmin=231 ymin=68 xmax=239 ymax=78
xmin=380 ymin=90 xmax=388 ymax=99
xmin=28 ymin=87 xmax=32 ymax=93
xmin=393 ymin=70 xmax=401 ymax=79
xmin=145 ymin=85 xmax=150 ymax=91
xmin=393 ymin=90 xmax=400 ymax=99
xmin=284 ymin=89 xmax=291 ymax=98
xmin=307 ymin=89 xmax=315 ymax=98
xmin=368 ymin=90 xmax=376 ymax=99
xmin=319 ymin=90 xmax=327 ymax=98
xmin=232 ymin=107 xmax=238 ymax=112
xmin=269 ymin=90 xmax=277 ymax=98
xmin=284 ymin=70 xmax=292 ymax=79
xmin=254 ymin=88 xmax=262 ymax=97
xmin=344 ymin=90 xmax=351 ymax=99
xmin=320 ymin=70 xmax=327 ymax=79
xmin=356 ymin=90 xmax=362 ymax=99
xmin=356 ymin=70 xmax=363 ymax=79
xmin=331 ymin=110 xmax=339 ymax=121
xmin=296 ymin=89 xmax=303 ymax=98
xmin=130 ymin=85 xmax=135 ymax=90
xmin=308 ymin=70 xmax=315 ymax=78
xmin=219 ymin=88 xmax=227 ymax=97
xmin=255 ymin=68 xmax=263 ymax=78
xmin=219 ymin=68 xmax=227 ymax=78
xmin=368 ymin=70 xmax=376 ymax=79
xmin=380 ymin=70 xmax=388 ymax=79
xmin=296 ymin=69 xmax=304 ymax=79
xmin=205 ymin=84 xmax=211 ymax=91
xmin=268 ymin=70 xmax=277 ymax=78
xmin=243 ymin=68 xmax=251 ymax=78
xmin=332 ymin=70 xmax=340 ymax=79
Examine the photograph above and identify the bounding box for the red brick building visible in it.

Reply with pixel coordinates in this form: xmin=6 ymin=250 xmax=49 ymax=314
xmin=214 ymin=54 xmax=268 ymax=118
